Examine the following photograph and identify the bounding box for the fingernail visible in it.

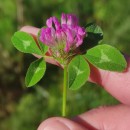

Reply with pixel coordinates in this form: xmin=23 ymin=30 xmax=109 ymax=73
xmin=44 ymin=120 xmax=70 ymax=130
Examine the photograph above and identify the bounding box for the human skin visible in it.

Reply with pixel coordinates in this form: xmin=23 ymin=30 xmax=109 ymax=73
xmin=21 ymin=26 xmax=130 ymax=130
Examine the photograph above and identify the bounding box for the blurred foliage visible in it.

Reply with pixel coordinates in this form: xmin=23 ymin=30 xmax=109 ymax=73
xmin=0 ymin=0 xmax=129 ymax=129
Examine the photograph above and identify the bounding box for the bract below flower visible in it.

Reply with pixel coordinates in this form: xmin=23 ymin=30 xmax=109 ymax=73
xmin=40 ymin=13 xmax=86 ymax=64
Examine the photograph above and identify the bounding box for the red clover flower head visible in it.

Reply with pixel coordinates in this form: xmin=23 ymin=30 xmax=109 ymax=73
xmin=40 ymin=13 xmax=86 ymax=64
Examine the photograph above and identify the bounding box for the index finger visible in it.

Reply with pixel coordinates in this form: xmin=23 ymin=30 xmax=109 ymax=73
xmin=21 ymin=26 xmax=130 ymax=106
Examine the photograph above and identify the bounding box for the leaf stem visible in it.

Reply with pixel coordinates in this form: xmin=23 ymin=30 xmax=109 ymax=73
xmin=62 ymin=65 xmax=68 ymax=117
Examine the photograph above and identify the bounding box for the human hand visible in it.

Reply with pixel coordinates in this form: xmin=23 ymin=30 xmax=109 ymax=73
xmin=21 ymin=26 xmax=130 ymax=130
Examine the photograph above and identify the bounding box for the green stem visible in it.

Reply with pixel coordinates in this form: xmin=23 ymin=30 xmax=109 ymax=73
xmin=62 ymin=65 xmax=68 ymax=117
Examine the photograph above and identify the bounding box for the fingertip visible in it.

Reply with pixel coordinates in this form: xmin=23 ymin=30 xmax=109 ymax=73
xmin=20 ymin=26 xmax=40 ymax=36
xmin=37 ymin=117 xmax=69 ymax=130
xmin=37 ymin=117 xmax=87 ymax=130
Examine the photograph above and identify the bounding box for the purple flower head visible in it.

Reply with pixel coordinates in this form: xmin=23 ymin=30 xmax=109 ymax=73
xmin=40 ymin=13 xmax=86 ymax=61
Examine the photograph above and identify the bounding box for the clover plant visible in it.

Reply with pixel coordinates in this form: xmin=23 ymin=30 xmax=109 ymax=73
xmin=11 ymin=13 xmax=127 ymax=117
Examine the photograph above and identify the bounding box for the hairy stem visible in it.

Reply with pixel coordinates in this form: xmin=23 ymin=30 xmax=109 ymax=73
xmin=62 ymin=65 xmax=68 ymax=117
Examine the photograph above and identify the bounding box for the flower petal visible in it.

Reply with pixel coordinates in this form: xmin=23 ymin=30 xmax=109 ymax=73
xmin=67 ymin=14 xmax=78 ymax=27
xmin=45 ymin=28 xmax=56 ymax=45
xmin=66 ymin=28 xmax=73 ymax=43
xmin=56 ymin=29 xmax=62 ymax=40
xmin=40 ymin=28 xmax=47 ymax=44
xmin=46 ymin=17 xmax=53 ymax=28
xmin=64 ymin=41 xmax=70 ymax=52
xmin=75 ymin=34 xmax=83 ymax=47
xmin=77 ymin=27 xmax=86 ymax=36
xmin=61 ymin=13 xmax=67 ymax=25
xmin=53 ymin=17 xmax=61 ymax=30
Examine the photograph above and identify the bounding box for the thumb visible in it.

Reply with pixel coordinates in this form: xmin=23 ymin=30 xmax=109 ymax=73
xmin=37 ymin=117 xmax=88 ymax=130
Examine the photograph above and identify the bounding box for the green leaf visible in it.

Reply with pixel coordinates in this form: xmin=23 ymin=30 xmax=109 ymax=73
xmin=80 ymin=23 xmax=103 ymax=52
xmin=86 ymin=23 xmax=103 ymax=35
xmin=37 ymin=29 xmax=49 ymax=55
xmin=25 ymin=58 xmax=46 ymax=87
xmin=68 ymin=55 xmax=90 ymax=90
xmin=11 ymin=31 xmax=42 ymax=55
xmin=85 ymin=44 xmax=127 ymax=72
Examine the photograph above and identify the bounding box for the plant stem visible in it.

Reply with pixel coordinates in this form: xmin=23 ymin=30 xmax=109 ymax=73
xmin=62 ymin=65 xmax=68 ymax=117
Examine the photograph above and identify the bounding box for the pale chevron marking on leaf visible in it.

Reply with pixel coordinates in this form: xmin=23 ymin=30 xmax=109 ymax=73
xmin=98 ymin=49 xmax=111 ymax=63
xmin=73 ymin=66 xmax=84 ymax=75
xmin=23 ymin=40 xmax=31 ymax=50
xmin=35 ymin=67 xmax=42 ymax=73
